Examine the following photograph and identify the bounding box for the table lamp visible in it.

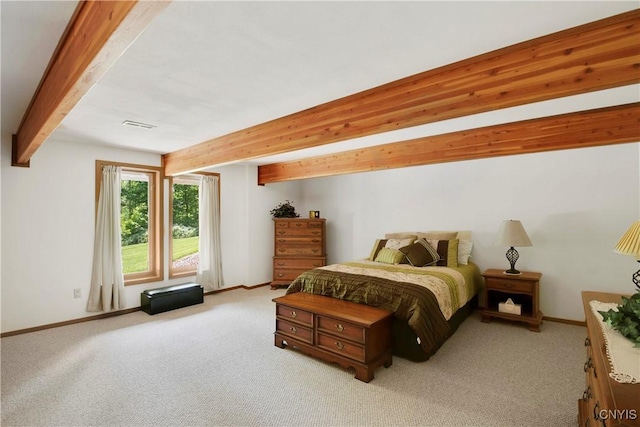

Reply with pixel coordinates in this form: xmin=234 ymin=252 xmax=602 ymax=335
xmin=614 ymin=220 xmax=640 ymax=291
xmin=495 ymin=220 xmax=532 ymax=275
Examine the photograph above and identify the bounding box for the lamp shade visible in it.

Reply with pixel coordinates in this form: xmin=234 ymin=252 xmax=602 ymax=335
xmin=614 ymin=220 xmax=640 ymax=257
xmin=495 ymin=220 xmax=532 ymax=247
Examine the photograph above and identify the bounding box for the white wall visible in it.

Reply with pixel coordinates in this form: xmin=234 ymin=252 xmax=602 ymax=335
xmin=298 ymin=143 xmax=640 ymax=321
xmin=207 ymin=164 xmax=301 ymax=286
xmin=2 ymin=134 xmax=637 ymax=331
xmin=0 ymin=135 xmax=302 ymax=333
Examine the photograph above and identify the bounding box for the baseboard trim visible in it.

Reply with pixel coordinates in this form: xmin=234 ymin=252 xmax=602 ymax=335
xmin=542 ymin=315 xmax=585 ymax=327
xmin=0 ymin=307 xmax=142 ymax=338
xmin=1 ymin=282 xmax=273 ymax=338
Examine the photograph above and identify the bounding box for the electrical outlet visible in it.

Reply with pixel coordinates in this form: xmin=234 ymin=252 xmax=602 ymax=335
xmin=73 ymin=288 xmax=81 ymax=299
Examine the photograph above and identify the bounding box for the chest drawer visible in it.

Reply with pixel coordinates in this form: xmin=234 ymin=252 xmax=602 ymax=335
xmin=485 ymin=277 xmax=533 ymax=294
xmin=317 ymin=315 xmax=366 ymax=344
xmin=317 ymin=332 xmax=365 ymax=363
xmin=276 ymin=304 xmax=313 ymax=327
xmin=276 ymin=319 xmax=313 ymax=344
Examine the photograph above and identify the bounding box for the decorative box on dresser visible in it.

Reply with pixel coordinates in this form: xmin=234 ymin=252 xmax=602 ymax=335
xmin=271 ymin=218 xmax=326 ymax=289
xmin=579 ymin=291 xmax=640 ymax=427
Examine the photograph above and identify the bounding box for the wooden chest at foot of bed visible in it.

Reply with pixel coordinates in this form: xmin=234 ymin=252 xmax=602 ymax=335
xmin=141 ymin=283 xmax=203 ymax=315
xmin=273 ymin=292 xmax=393 ymax=382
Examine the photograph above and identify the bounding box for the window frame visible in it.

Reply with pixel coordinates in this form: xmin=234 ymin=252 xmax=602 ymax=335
xmin=95 ymin=160 xmax=164 ymax=286
xmin=168 ymin=172 xmax=220 ymax=279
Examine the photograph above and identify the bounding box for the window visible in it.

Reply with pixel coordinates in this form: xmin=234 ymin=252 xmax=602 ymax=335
xmin=168 ymin=172 xmax=219 ymax=278
xmin=96 ymin=161 xmax=163 ymax=285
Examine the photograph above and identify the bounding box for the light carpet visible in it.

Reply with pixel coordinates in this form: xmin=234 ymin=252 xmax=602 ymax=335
xmin=1 ymin=286 xmax=585 ymax=426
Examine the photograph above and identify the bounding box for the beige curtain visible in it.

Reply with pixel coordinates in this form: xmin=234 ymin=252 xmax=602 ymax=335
xmin=87 ymin=165 xmax=125 ymax=312
xmin=196 ymin=175 xmax=223 ymax=290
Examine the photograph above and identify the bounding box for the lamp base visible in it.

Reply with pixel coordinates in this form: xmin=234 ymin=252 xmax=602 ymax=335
xmin=504 ymin=247 xmax=522 ymax=276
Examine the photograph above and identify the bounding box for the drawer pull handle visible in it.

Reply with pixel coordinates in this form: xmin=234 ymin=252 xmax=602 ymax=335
xmin=583 ymin=357 xmax=593 ymax=372
xmin=277 ymin=262 xmax=285 ymax=266
xmin=312 ymin=239 xmax=320 ymax=243
xmin=503 ymin=283 xmax=513 ymax=288
xmin=295 ymin=223 xmax=302 ymax=227
xmin=278 ymin=248 xmax=286 ymax=252
xmin=278 ymin=239 xmax=286 ymax=243
xmin=312 ymin=231 xmax=320 ymax=235
xmin=313 ymin=263 xmax=321 ymax=267
xmin=290 ymin=327 xmax=297 ymax=333
xmin=278 ymin=231 xmax=286 ymax=234
xmin=277 ymin=273 xmax=284 ymax=277
xmin=290 ymin=311 xmax=297 ymax=318
xmin=312 ymin=249 xmax=319 ymax=253
xmin=582 ymin=386 xmax=591 ymax=402
xmin=336 ymin=323 xmax=344 ymax=332
xmin=335 ymin=341 xmax=344 ymax=350
xmin=584 ymin=337 xmax=591 ymax=347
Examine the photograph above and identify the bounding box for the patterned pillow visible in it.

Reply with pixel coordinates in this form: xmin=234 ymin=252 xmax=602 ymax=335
xmin=374 ymin=247 xmax=407 ymax=264
xmin=384 ymin=238 xmax=415 ymax=250
xmin=399 ymin=238 xmax=440 ymax=267
xmin=368 ymin=239 xmax=388 ymax=261
xmin=427 ymin=239 xmax=459 ymax=268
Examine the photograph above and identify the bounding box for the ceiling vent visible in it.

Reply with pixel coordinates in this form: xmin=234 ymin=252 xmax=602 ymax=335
xmin=122 ymin=120 xmax=156 ymax=129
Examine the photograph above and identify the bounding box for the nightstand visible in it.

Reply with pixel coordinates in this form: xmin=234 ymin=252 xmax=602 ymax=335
xmin=480 ymin=269 xmax=543 ymax=332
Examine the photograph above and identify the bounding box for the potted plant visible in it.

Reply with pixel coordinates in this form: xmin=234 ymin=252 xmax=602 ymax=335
xmin=599 ymin=292 xmax=640 ymax=347
xmin=270 ymin=200 xmax=300 ymax=218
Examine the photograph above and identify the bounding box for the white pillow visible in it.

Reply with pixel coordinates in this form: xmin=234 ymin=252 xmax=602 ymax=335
xmin=384 ymin=238 xmax=415 ymax=250
xmin=458 ymin=240 xmax=474 ymax=265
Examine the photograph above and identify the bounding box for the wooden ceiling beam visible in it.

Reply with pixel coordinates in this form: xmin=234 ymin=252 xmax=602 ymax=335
xmin=11 ymin=0 xmax=170 ymax=167
xmin=257 ymin=103 xmax=640 ymax=184
xmin=163 ymin=9 xmax=640 ymax=176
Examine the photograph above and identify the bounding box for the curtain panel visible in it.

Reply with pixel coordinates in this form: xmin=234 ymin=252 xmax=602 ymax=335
xmin=87 ymin=165 xmax=126 ymax=312
xmin=196 ymin=175 xmax=223 ymax=290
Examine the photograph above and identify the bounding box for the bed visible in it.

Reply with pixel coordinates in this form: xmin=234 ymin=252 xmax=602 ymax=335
xmin=285 ymin=231 xmax=483 ymax=362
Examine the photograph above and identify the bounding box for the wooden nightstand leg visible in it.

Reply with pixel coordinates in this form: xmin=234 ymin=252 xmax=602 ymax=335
xmin=480 ymin=314 xmax=492 ymax=323
xmin=528 ymin=311 xmax=543 ymax=332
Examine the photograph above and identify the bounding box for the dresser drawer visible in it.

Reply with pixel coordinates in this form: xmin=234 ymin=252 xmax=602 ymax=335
xmin=275 ymin=227 xmax=324 ymax=237
xmin=276 ymin=304 xmax=313 ymax=327
xmin=317 ymin=332 xmax=365 ymax=363
xmin=273 ymin=269 xmax=306 ymax=281
xmin=276 ymin=319 xmax=313 ymax=344
xmin=276 ymin=245 xmax=324 ymax=256
xmin=485 ymin=277 xmax=533 ymax=294
xmin=317 ymin=315 xmax=366 ymax=344
xmin=274 ymin=258 xmax=325 ymax=269
xmin=275 ymin=236 xmax=323 ymax=245
xmin=274 ymin=220 xmax=324 ymax=229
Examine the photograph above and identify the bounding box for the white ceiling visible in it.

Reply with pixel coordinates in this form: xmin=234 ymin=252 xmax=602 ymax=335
xmin=2 ymin=1 xmax=639 ymax=168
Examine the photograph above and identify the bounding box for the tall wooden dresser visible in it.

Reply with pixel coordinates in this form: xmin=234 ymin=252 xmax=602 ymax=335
xmin=579 ymin=291 xmax=639 ymax=427
xmin=270 ymin=218 xmax=326 ymax=289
